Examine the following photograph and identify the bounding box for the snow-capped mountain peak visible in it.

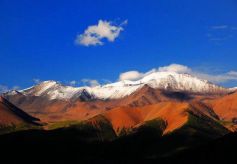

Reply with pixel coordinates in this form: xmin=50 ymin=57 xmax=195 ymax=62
xmin=139 ymin=71 xmax=225 ymax=93
xmin=229 ymin=87 xmax=237 ymax=92
xmin=8 ymin=71 xmax=230 ymax=101
xmin=18 ymin=80 xmax=86 ymax=100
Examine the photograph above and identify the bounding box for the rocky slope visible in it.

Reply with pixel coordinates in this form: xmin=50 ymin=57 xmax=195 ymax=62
xmin=0 ymin=96 xmax=41 ymax=134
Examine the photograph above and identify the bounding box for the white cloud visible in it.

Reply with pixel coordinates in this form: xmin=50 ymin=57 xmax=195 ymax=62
xmin=69 ymin=80 xmax=77 ymax=86
xmin=192 ymin=72 xmax=237 ymax=83
xmin=211 ymin=25 xmax=228 ymax=29
xmin=119 ymin=71 xmax=144 ymax=81
xmin=208 ymin=25 xmax=237 ymax=43
xmin=101 ymin=79 xmax=112 ymax=85
xmin=12 ymin=86 xmax=20 ymax=90
xmin=81 ymin=79 xmax=100 ymax=87
xmin=227 ymin=71 xmax=237 ymax=76
xmin=0 ymin=85 xmax=9 ymax=93
xmin=157 ymin=64 xmax=237 ymax=83
xmin=158 ymin=64 xmax=191 ymax=73
xmin=0 ymin=85 xmax=20 ymax=93
xmin=119 ymin=64 xmax=191 ymax=81
xmin=118 ymin=64 xmax=237 ymax=84
xmin=75 ymin=19 xmax=127 ymax=46
xmin=33 ymin=78 xmax=41 ymax=84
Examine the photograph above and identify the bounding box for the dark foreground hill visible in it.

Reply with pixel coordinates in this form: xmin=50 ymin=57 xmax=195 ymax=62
xmin=0 ymin=121 xmax=236 ymax=164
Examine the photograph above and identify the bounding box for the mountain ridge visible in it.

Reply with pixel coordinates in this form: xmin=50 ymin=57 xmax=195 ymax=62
xmin=1 ymin=72 xmax=237 ymax=163
xmin=5 ymin=71 xmax=230 ymax=102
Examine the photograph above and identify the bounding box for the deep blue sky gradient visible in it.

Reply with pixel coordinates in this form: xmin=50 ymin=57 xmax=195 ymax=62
xmin=1 ymin=0 xmax=237 ymax=88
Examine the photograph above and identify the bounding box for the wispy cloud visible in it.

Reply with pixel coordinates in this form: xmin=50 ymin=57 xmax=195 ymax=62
xmin=207 ymin=25 xmax=237 ymax=44
xmin=81 ymin=79 xmax=100 ymax=87
xmin=101 ymin=79 xmax=112 ymax=85
xmin=12 ymin=86 xmax=20 ymax=90
xmin=211 ymin=25 xmax=228 ymax=29
xmin=209 ymin=38 xmax=228 ymax=41
xmin=33 ymin=78 xmax=41 ymax=84
xmin=0 ymin=85 xmax=20 ymax=94
xmin=69 ymin=80 xmax=77 ymax=86
xmin=0 ymin=85 xmax=9 ymax=93
xmin=231 ymin=27 xmax=237 ymax=30
xmin=75 ymin=19 xmax=128 ymax=46
xmin=119 ymin=64 xmax=237 ymax=84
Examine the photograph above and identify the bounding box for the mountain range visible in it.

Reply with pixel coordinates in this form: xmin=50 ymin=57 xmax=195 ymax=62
xmin=1 ymin=71 xmax=237 ymax=163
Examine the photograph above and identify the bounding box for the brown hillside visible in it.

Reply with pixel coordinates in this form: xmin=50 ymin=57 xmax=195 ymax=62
xmin=208 ymin=92 xmax=237 ymax=121
xmin=0 ymin=96 xmax=40 ymax=126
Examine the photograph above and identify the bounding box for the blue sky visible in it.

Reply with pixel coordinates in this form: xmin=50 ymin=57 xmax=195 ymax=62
xmin=1 ymin=0 xmax=237 ymax=91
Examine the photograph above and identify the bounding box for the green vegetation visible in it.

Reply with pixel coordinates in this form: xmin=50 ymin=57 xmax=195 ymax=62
xmin=47 ymin=116 xmax=117 ymax=142
xmin=0 ymin=123 xmax=41 ymax=135
xmin=186 ymin=112 xmax=229 ymax=137
xmin=218 ymin=120 xmax=234 ymax=126
xmin=165 ymin=111 xmax=230 ymax=142
xmin=116 ymin=118 xmax=167 ymax=137
xmin=158 ymin=111 xmax=231 ymax=158
xmin=139 ymin=118 xmax=167 ymax=131
xmin=69 ymin=116 xmax=116 ymax=142
xmin=117 ymin=127 xmax=133 ymax=136
xmin=47 ymin=120 xmax=82 ymax=130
